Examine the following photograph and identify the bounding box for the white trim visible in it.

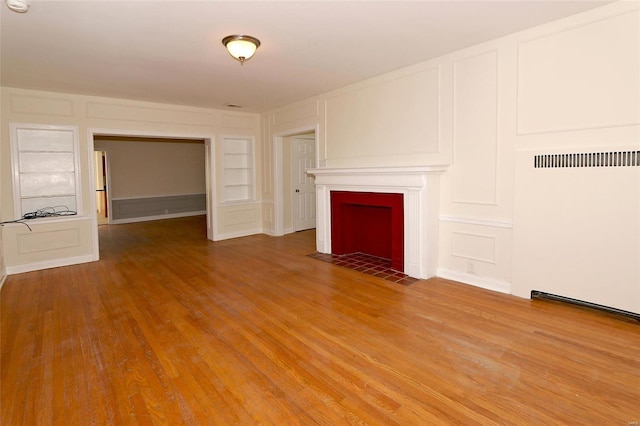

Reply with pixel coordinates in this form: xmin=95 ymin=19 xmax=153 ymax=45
xmin=0 ymin=273 xmax=7 ymax=291
xmin=437 ymin=268 xmax=511 ymax=294
xmin=6 ymin=254 xmax=96 ymax=275
xmin=439 ymin=215 xmax=513 ymax=229
xmin=87 ymin=130 xmax=101 ymax=260
xmin=272 ymin=124 xmax=320 ymax=237
xmin=215 ymin=228 xmax=263 ymax=241
xmin=0 ymin=215 xmax=92 ymax=227
xmin=309 ymin=165 xmax=448 ymax=177
xmin=109 ymin=211 xmax=206 ymax=225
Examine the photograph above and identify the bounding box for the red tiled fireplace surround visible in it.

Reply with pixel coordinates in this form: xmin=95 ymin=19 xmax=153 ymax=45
xmin=307 ymin=166 xmax=447 ymax=279
xmin=331 ymin=191 xmax=404 ymax=271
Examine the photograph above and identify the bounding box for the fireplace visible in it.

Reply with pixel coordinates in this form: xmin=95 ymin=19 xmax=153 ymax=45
xmin=331 ymin=191 xmax=404 ymax=271
xmin=307 ymin=166 xmax=447 ymax=279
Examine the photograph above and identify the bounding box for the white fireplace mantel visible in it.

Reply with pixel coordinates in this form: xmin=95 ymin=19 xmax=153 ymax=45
xmin=307 ymin=165 xmax=447 ymax=279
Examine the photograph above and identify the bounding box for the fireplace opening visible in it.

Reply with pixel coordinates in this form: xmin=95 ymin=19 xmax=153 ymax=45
xmin=330 ymin=191 xmax=404 ymax=271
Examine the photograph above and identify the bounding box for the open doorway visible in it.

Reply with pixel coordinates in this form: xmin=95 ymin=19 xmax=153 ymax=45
xmin=94 ymin=151 xmax=108 ymax=225
xmin=87 ymin=129 xmax=217 ymax=261
xmin=280 ymin=130 xmax=317 ymax=234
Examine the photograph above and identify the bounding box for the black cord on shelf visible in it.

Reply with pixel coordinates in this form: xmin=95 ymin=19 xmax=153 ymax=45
xmin=0 ymin=206 xmax=78 ymax=232
xmin=22 ymin=206 xmax=78 ymax=219
xmin=0 ymin=218 xmax=32 ymax=231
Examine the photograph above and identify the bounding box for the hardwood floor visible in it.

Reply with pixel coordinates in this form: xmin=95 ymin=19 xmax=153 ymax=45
xmin=2 ymin=216 xmax=639 ymax=425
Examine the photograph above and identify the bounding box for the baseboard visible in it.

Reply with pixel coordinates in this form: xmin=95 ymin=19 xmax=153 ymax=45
xmin=6 ymin=254 xmax=96 ymax=275
xmin=531 ymin=291 xmax=640 ymax=321
xmin=215 ymin=228 xmax=263 ymax=241
xmin=436 ymin=268 xmax=511 ymax=294
xmin=110 ymin=211 xmax=206 ymax=225
xmin=0 ymin=272 xmax=6 ymax=291
xmin=261 ymin=229 xmax=277 ymax=237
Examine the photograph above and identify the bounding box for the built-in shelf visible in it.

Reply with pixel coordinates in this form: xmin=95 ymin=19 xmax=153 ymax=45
xmin=222 ymin=136 xmax=255 ymax=202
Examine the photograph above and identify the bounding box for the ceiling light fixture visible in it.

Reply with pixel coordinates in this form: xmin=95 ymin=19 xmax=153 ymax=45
xmin=6 ymin=0 xmax=30 ymax=13
xmin=222 ymin=35 xmax=260 ymax=66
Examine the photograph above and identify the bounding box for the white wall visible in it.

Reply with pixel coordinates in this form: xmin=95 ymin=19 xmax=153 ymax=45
xmin=510 ymin=4 xmax=639 ymax=313
xmin=261 ymin=1 xmax=640 ymax=314
xmin=93 ymin=139 xmax=206 ymax=199
xmin=1 ymin=88 xmax=261 ymax=273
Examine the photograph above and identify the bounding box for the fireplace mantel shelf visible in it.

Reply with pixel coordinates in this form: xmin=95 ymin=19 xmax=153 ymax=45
xmin=307 ymin=165 xmax=448 ymax=176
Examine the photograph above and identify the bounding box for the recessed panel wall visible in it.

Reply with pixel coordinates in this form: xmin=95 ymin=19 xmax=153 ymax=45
xmin=452 ymin=50 xmax=498 ymax=205
xmin=325 ymin=67 xmax=440 ymax=166
xmin=517 ymin=10 xmax=640 ymax=135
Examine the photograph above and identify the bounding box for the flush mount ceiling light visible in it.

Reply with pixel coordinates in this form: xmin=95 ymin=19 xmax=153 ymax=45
xmin=6 ymin=0 xmax=30 ymax=13
xmin=222 ymin=35 xmax=261 ymax=66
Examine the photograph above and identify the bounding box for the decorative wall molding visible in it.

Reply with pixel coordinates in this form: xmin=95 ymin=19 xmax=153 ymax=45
xmin=451 ymin=232 xmax=496 ymax=264
xmin=10 ymin=94 xmax=74 ymax=116
xmin=273 ymin=101 xmax=319 ymax=125
xmin=222 ymin=114 xmax=257 ymax=130
xmin=18 ymin=228 xmax=80 ymax=254
xmin=325 ymin=67 xmax=441 ymax=162
xmin=86 ymin=102 xmax=216 ymax=127
xmin=452 ymin=49 xmax=499 ymax=205
xmin=516 ymin=9 xmax=640 ymax=135
xmin=439 ymin=215 xmax=513 ymax=229
xmin=222 ymin=207 xmax=258 ymax=226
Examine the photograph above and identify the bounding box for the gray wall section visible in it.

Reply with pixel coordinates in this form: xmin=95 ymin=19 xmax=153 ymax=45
xmin=111 ymin=194 xmax=206 ymax=220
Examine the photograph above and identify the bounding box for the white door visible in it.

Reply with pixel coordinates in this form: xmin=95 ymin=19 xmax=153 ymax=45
xmin=292 ymin=136 xmax=316 ymax=231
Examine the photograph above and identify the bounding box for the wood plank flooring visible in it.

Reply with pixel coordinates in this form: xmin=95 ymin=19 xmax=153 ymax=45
xmin=2 ymin=215 xmax=639 ymax=425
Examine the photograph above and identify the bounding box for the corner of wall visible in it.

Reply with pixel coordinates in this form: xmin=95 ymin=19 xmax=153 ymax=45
xmin=0 ymin=228 xmax=7 ymax=291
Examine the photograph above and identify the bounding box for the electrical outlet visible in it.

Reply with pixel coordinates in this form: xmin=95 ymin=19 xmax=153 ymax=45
xmin=466 ymin=261 xmax=475 ymax=274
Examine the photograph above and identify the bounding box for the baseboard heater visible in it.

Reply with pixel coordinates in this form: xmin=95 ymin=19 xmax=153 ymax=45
xmin=531 ymin=291 xmax=640 ymax=322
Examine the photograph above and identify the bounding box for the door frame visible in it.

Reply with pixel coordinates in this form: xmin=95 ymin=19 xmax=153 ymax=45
xmin=87 ymin=128 xmax=217 ymax=261
xmin=290 ymin=134 xmax=317 ymax=232
xmin=272 ymin=125 xmax=319 ymax=236
xmin=93 ymin=150 xmax=110 ymax=223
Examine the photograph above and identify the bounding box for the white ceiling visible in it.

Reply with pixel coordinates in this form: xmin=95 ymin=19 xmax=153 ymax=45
xmin=1 ymin=0 xmax=610 ymax=113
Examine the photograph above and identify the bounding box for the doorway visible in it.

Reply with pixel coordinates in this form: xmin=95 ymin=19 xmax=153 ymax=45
xmin=280 ymin=131 xmax=317 ymax=234
xmin=87 ymin=129 xmax=217 ymax=262
xmin=93 ymin=151 xmax=109 ymax=225
xmin=291 ymin=134 xmax=316 ymax=232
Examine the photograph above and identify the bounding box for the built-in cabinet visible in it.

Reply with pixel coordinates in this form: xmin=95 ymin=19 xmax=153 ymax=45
xmin=221 ymin=136 xmax=255 ymax=202
xmin=10 ymin=123 xmax=82 ymax=218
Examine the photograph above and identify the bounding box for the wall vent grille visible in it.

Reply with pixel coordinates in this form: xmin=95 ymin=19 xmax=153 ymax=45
xmin=534 ymin=151 xmax=640 ymax=168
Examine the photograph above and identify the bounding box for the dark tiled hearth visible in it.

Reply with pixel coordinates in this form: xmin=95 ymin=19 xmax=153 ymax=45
xmin=308 ymin=252 xmax=420 ymax=286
